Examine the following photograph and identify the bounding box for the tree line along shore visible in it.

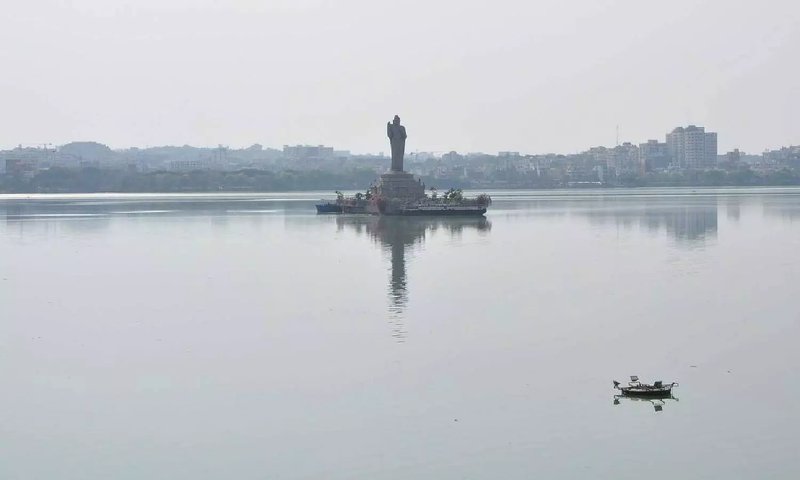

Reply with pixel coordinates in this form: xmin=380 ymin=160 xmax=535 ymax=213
xmin=3 ymin=165 xmax=800 ymax=194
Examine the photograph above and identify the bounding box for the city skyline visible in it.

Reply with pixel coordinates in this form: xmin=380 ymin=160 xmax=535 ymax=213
xmin=0 ymin=120 xmax=789 ymax=158
xmin=2 ymin=1 xmax=798 ymax=154
xmin=0 ymin=123 xmax=779 ymax=159
xmin=5 ymin=119 xmax=800 ymax=195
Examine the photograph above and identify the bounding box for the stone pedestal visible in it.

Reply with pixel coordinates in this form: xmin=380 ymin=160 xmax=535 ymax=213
xmin=377 ymin=172 xmax=425 ymax=203
xmin=367 ymin=171 xmax=426 ymax=214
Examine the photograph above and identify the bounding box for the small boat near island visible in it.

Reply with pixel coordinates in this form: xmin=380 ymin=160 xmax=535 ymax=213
xmin=316 ymin=191 xmax=369 ymax=214
xmin=315 ymin=201 xmax=342 ymax=214
xmin=613 ymin=376 xmax=678 ymax=398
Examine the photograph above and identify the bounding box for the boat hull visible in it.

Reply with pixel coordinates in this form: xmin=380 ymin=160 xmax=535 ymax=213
xmin=619 ymin=387 xmax=673 ymax=398
xmin=315 ymin=203 xmax=342 ymax=214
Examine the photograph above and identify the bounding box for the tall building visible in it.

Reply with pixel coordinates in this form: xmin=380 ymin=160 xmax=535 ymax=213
xmin=762 ymin=146 xmax=800 ymax=170
xmin=608 ymin=143 xmax=641 ymax=175
xmin=589 ymin=143 xmax=640 ymax=175
xmin=724 ymin=149 xmax=742 ymax=167
xmin=666 ymin=125 xmax=717 ymax=169
xmin=639 ymin=140 xmax=669 ymax=172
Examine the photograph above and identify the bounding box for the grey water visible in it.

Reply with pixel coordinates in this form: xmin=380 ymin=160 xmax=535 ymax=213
xmin=1 ymin=188 xmax=799 ymax=479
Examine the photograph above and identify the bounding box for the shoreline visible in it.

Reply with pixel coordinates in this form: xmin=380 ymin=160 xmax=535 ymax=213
xmin=3 ymin=185 xmax=800 ymax=200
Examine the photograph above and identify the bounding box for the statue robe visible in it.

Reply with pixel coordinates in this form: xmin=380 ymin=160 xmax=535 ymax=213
xmin=387 ymin=122 xmax=407 ymax=172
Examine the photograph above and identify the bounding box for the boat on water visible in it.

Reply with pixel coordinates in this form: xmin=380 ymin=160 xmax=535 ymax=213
xmin=613 ymin=376 xmax=678 ymax=398
xmin=315 ymin=202 xmax=342 ymax=214
xmin=316 ymin=191 xmax=370 ymax=214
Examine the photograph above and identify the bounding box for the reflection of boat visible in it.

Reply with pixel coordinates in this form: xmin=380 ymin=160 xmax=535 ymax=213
xmin=613 ymin=376 xmax=678 ymax=398
xmin=613 ymin=394 xmax=679 ymax=412
xmin=315 ymin=201 xmax=342 ymax=214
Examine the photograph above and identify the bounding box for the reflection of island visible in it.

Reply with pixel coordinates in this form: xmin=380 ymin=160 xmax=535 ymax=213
xmin=336 ymin=216 xmax=491 ymax=340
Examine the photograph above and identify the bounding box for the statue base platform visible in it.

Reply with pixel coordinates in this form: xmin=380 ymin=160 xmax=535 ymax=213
xmin=367 ymin=171 xmax=426 ymax=214
xmin=376 ymin=171 xmax=426 ymax=203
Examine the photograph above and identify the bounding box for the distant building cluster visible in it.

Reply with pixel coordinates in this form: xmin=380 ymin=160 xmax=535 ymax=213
xmin=2 ymin=125 xmax=800 ymax=190
xmin=283 ymin=144 xmax=334 ymax=160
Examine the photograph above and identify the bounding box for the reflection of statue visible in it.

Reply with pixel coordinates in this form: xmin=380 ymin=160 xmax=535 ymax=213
xmin=336 ymin=216 xmax=491 ymax=341
xmin=387 ymin=115 xmax=407 ymax=172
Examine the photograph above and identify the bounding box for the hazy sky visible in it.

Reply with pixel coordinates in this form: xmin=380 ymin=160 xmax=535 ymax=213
xmin=2 ymin=0 xmax=798 ymax=154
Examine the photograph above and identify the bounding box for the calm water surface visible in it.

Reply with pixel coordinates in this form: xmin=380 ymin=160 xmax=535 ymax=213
xmin=2 ymin=188 xmax=799 ymax=479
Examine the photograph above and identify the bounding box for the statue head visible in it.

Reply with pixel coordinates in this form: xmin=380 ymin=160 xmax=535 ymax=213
xmin=393 ymin=115 xmax=401 ymax=125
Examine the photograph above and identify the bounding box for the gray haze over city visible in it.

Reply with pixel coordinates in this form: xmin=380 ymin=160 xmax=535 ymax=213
xmin=2 ymin=0 xmax=798 ymax=154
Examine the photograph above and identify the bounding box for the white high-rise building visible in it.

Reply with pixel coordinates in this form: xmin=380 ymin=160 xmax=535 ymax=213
xmin=666 ymin=125 xmax=717 ymax=169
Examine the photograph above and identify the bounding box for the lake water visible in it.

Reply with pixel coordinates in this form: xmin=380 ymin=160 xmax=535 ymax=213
xmin=2 ymin=188 xmax=799 ymax=479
